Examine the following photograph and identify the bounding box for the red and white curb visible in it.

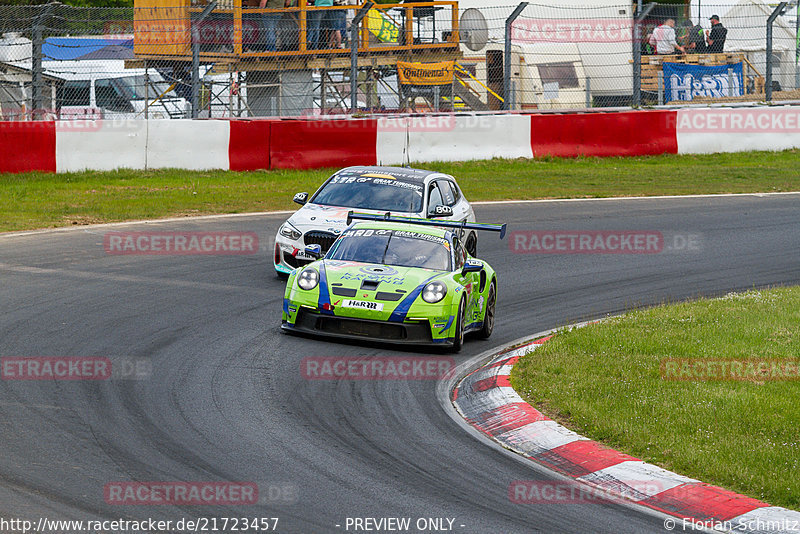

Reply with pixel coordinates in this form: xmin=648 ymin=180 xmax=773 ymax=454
xmin=450 ymin=334 xmax=800 ymax=533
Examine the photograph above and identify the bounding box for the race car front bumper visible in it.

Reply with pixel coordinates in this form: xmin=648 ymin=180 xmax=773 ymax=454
xmin=274 ymin=237 xmax=316 ymax=275
xmin=282 ymin=308 xmax=453 ymax=346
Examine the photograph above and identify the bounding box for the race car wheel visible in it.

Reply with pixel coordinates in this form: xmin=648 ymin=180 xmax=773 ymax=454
xmin=451 ymin=297 xmax=466 ymax=353
xmin=276 ymin=271 xmax=289 ymax=280
xmin=465 ymin=232 xmax=477 ymax=257
xmin=478 ymin=280 xmax=496 ymax=339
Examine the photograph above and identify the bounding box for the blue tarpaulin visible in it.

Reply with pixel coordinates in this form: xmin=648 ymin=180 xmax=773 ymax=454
xmin=42 ymin=38 xmax=133 ymax=61
xmin=663 ymin=62 xmax=744 ymax=102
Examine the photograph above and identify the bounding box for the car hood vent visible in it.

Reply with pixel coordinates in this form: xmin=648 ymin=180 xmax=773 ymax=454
xmin=331 ymin=287 xmax=357 ymax=297
xmin=376 ymin=291 xmax=405 ymax=302
xmin=360 ymin=280 xmax=381 ymax=291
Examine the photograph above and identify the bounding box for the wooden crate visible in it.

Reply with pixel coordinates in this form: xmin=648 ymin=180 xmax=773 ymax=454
xmin=639 ymin=53 xmax=754 ymax=93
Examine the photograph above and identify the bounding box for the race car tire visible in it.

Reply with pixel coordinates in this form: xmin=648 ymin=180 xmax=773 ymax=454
xmin=477 ymin=280 xmax=496 ymax=339
xmin=451 ymin=297 xmax=466 ymax=353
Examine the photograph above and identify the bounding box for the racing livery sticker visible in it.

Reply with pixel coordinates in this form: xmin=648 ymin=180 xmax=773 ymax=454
xmin=329 ymin=174 xmax=424 ymax=193
xmin=343 ymin=300 xmax=384 ymax=311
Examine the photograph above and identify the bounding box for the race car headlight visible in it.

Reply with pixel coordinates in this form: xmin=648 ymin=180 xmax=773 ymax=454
xmin=422 ymin=281 xmax=447 ymax=303
xmin=297 ymin=268 xmax=320 ymax=290
xmin=279 ymin=222 xmax=302 ymax=241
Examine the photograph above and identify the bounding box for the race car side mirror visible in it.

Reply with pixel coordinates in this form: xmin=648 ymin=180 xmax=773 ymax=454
xmin=305 ymin=244 xmax=322 ymax=259
xmin=461 ymin=259 xmax=483 ymax=275
xmin=293 ymin=192 xmax=309 ymax=206
xmin=428 ymin=205 xmax=453 ymax=218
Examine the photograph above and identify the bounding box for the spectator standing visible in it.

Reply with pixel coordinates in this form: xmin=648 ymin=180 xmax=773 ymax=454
xmin=683 ymin=19 xmax=706 ymax=53
xmin=258 ymin=0 xmax=285 ymax=51
xmin=328 ymin=0 xmax=353 ymax=49
xmin=308 ymin=0 xmax=333 ymax=49
xmin=649 ymin=19 xmax=685 ymax=55
xmin=706 ymin=15 xmax=727 ymax=53
xmin=243 ymin=0 xmax=261 ymax=51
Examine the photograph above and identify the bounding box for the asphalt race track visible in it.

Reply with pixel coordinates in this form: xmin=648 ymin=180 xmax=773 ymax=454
xmin=1 ymin=194 xmax=798 ymax=533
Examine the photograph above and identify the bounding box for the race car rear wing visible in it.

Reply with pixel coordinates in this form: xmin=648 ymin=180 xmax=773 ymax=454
xmin=346 ymin=211 xmax=507 ymax=239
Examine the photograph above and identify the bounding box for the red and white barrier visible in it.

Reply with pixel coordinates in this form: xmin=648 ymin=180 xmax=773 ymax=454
xmin=228 ymin=119 xmax=272 ymax=172
xmin=0 ymin=121 xmax=55 ymax=173
xmin=269 ymin=117 xmax=377 ymax=170
xmin=2 ymin=107 xmax=800 ymax=174
xmin=147 ymin=120 xmax=230 ymax=170
xmin=676 ymin=108 xmax=800 ymax=154
xmin=56 ymin=120 xmax=147 ymax=172
xmin=377 ymin=114 xmax=533 ymax=164
xmin=531 ymin=110 xmax=678 ymax=157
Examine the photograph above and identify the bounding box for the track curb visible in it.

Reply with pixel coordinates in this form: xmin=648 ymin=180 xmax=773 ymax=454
xmin=450 ymin=325 xmax=800 ymax=534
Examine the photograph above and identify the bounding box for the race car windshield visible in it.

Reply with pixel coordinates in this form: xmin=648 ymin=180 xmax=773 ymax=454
xmin=328 ymin=231 xmax=451 ymax=271
xmin=311 ymin=177 xmax=423 ymax=213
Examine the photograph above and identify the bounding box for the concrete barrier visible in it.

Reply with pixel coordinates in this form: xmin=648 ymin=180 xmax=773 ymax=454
xmin=676 ymin=107 xmax=800 ymax=154
xmin=56 ymin=120 xmax=147 ymax=172
xmin=269 ymin=117 xmax=377 ymax=170
xmin=229 ymin=119 xmax=273 ymax=172
xmin=146 ymin=120 xmax=230 ymax=170
xmin=531 ymin=110 xmax=678 ymax=157
xmin=0 ymin=121 xmax=55 ymax=173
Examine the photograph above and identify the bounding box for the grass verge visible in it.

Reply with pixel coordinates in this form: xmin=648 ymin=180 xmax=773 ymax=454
xmin=1 ymin=150 xmax=799 ymax=232
xmin=510 ymin=286 xmax=800 ymax=510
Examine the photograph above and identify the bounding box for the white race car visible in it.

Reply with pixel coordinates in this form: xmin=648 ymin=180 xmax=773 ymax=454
xmin=273 ymin=166 xmax=477 ymax=278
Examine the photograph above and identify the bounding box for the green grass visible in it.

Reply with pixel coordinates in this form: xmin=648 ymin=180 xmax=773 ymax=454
xmin=510 ymin=287 xmax=800 ymax=510
xmin=1 ymin=150 xmax=799 ymax=232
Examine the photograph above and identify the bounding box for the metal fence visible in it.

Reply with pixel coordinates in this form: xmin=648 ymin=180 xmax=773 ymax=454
xmin=0 ymin=1 xmax=798 ymax=121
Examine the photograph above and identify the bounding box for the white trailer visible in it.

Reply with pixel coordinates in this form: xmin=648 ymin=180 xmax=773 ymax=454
xmin=457 ymin=42 xmax=589 ymax=110
xmin=451 ymin=0 xmax=634 ymax=106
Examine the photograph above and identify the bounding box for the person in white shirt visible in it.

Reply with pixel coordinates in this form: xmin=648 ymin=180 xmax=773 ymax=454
xmin=649 ymin=19 xmax=685 ymax=55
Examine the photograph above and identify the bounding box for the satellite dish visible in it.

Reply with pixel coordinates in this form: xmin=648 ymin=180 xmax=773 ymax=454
xmin=460 ymin=9 xmax=489 ymax=52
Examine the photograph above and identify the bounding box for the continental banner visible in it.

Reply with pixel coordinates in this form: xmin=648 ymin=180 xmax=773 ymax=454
xmin=397 ymin=61 xmax=455 ymax=86
xmin=397 ymin=61 xmax=454 ymax=109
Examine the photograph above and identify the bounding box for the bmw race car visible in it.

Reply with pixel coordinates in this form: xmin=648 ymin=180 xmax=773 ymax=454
xmin=274 ymin=166 xmax=477 ymax=278
xmin=281 ymin=212 xmax=506 ymax=352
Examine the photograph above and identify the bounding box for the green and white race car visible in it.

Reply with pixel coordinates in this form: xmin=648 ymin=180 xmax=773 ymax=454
xmin=281 ymin=212 xmax=506 ymax=352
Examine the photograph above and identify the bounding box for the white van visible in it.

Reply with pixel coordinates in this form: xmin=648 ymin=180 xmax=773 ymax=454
xmin=43 ymin=59 xmax=188 ymax=120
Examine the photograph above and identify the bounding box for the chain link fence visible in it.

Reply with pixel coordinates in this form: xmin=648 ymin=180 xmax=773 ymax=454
xmin=0 ymin=0 xmax=797 ymax=121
